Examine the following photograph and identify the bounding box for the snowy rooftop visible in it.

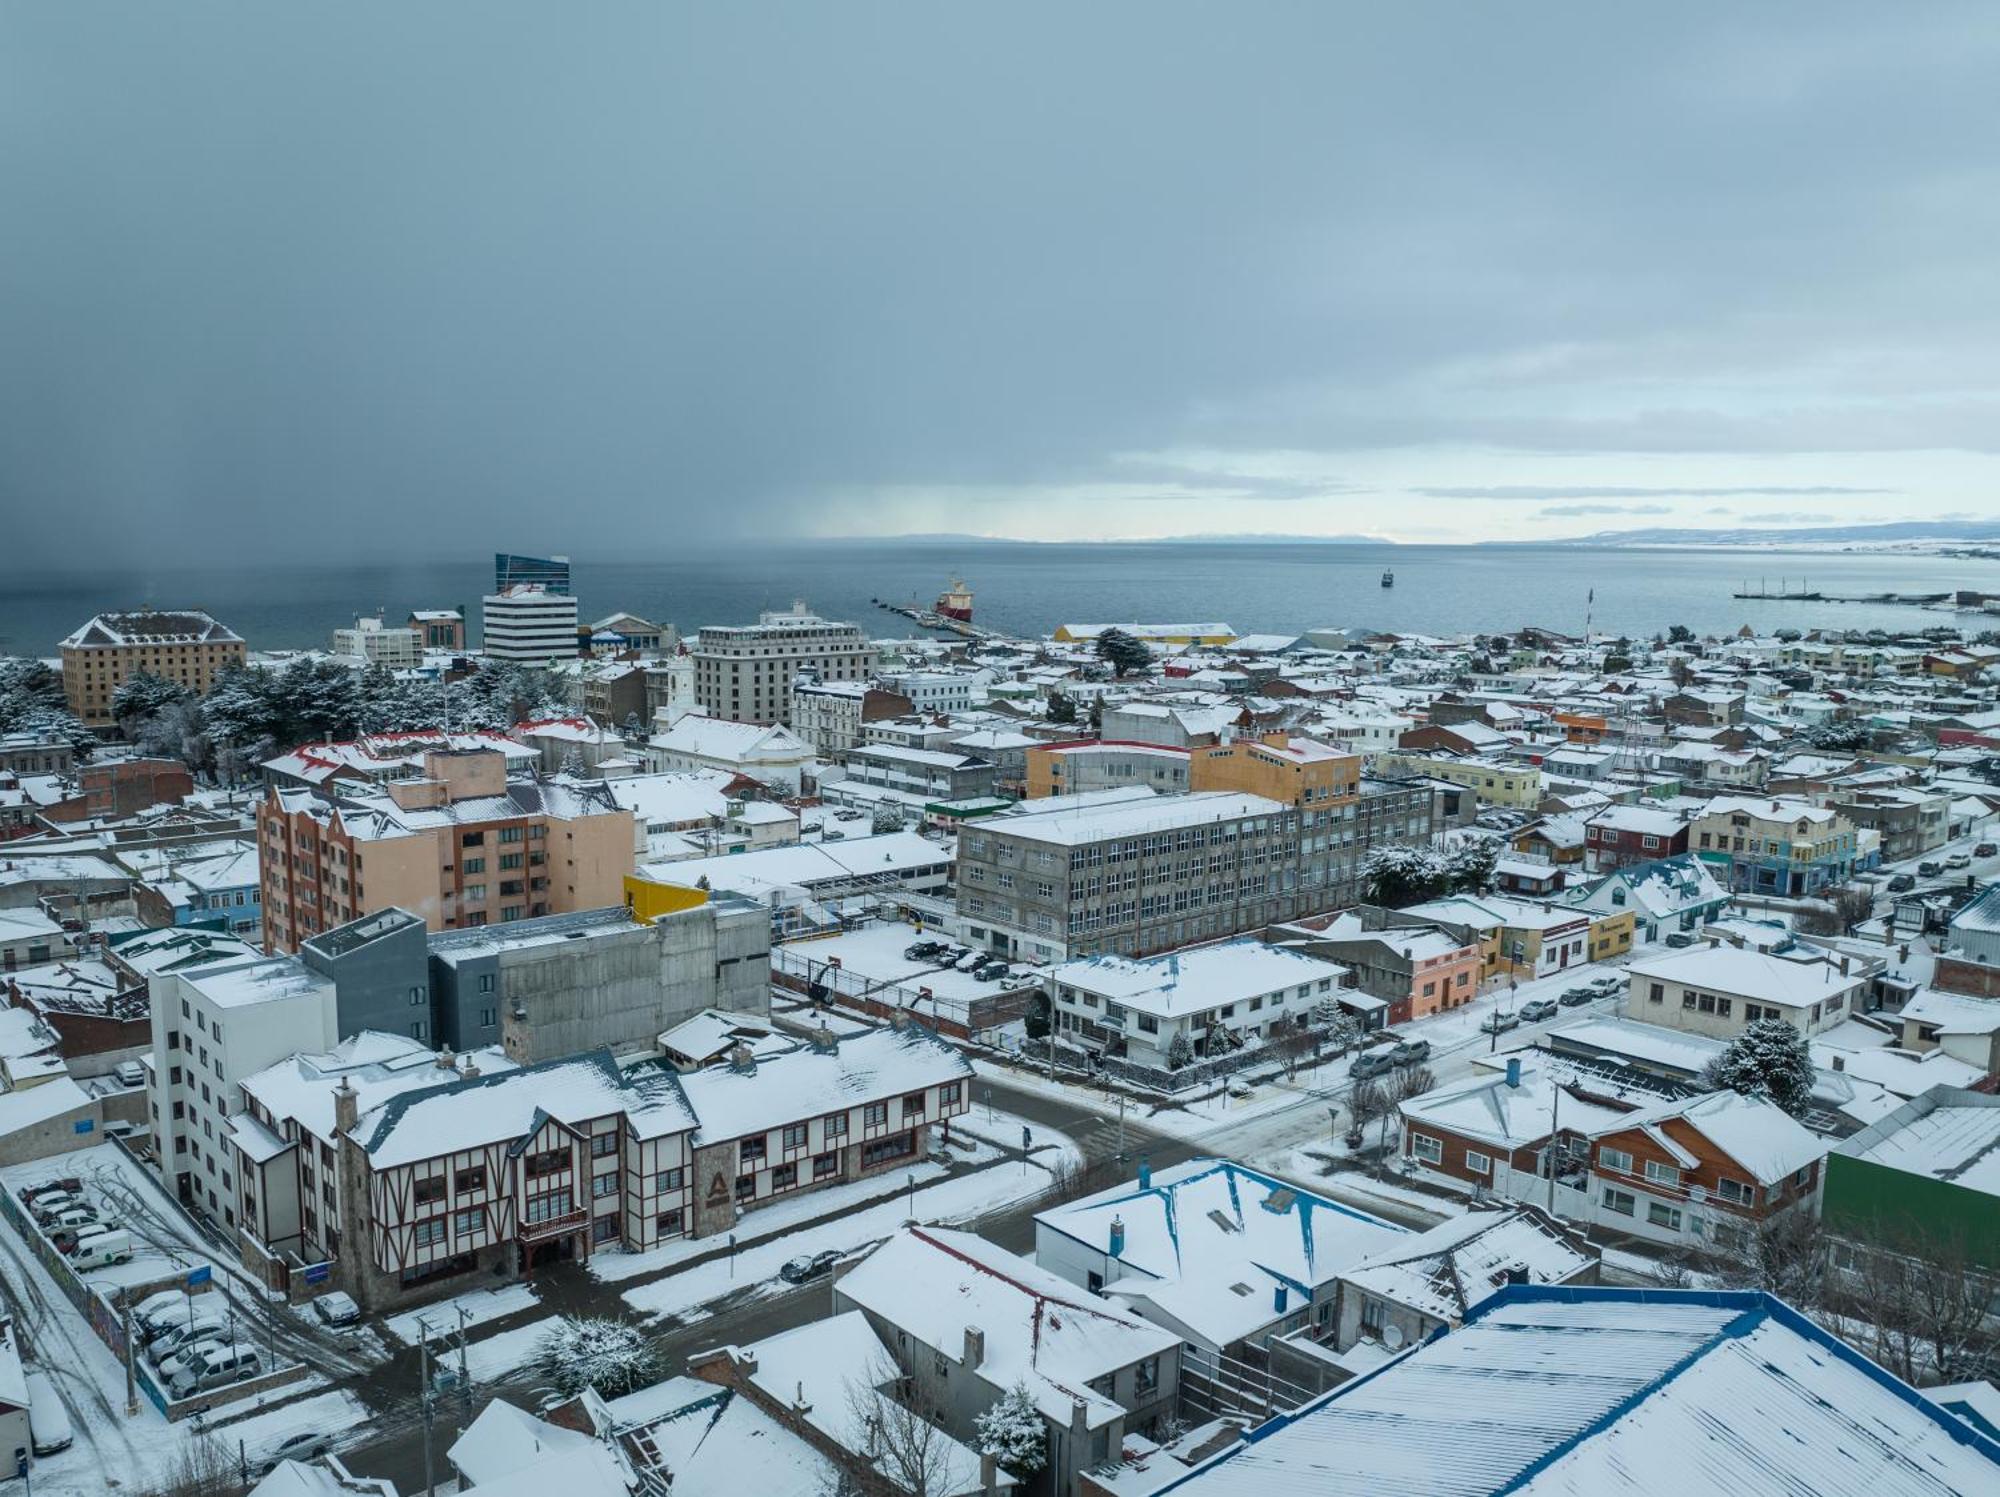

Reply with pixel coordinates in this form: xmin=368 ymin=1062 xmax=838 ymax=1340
xmin=1036 ymin=1159 xmax=1403 ymax=1350
xmin=604 ymin=1376 xmax=837 ymax=1497
xmin=636 ymin=830 xmax=949 ymax=898
xmin=606 ymin=769 xmax=737 ymax=827
xmin=184 ymin=956 xmax=334 ymax=1012
xmin=239 ymin=1031 xmax=517 ymax=1148
xmin=1624 ymin=943 xmax=1866 ymax=1007
xmin=1340 ymin=1206 xmax=1596 ymax=1323
xmin=676 ymin=1024 xmax=970 ymax=1145
xmin=988 ymin=791 xmax=1287 ymax=847
xmin=837 ymin=1226 xmax=1181 ymax=1431
xmin=1578 ymin=1088 xmax=1825 ymax=1186
xmin=1050 ymin=939 xmax=1347 ymax=1018
xmin=1400 ymin=1063 xmax=1634 ymax=1151
xmin=648 ymin=715 xmax=806 ymax=760
xmin=1835 ymin=1087 xmax=2000 ymax=1198
xmin=1161 ymin=1288 xmax=2000 ymax=1497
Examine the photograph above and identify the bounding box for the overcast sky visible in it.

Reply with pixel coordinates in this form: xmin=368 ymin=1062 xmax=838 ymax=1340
xmin=4 ymin=3 xmax=1998 ymax=564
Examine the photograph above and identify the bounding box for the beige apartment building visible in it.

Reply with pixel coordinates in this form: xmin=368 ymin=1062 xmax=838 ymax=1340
xmin=256 ymin=748 xmax=635 ymax=953
xmin=60 ymin=609 xmax=247 ymax=726
xmin=691 ymin=603 xmax=871 ymax=725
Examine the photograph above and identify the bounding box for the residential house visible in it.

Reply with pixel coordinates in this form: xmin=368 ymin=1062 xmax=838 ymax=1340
xmin=836 ymin=1225 xmax=1182 ymax=1497
xmin=1581 ymin=803 xmax=1688 ymax=872
xmin=643 ymin=715 xmax=814 ymax=793
xmin=1269 ymin=912 xmax=1480 ymax=1025
xmin=1560 ymin=854 xmax=1729 ymax=944
xmin=1688 ymin=796 xmax=1856 ymax=896
xmin=1033 ymin=1158 xmax=1404 ymax=1355
xmin=1622 ymin=942 xmax=1871 ymax=1040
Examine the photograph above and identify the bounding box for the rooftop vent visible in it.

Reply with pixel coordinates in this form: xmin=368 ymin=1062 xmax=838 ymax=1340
xmin=1260 ymin=1187 xmax=1297 ymax=1215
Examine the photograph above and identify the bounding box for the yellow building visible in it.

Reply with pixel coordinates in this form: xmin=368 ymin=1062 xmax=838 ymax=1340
xmin=61 ymin=609 xmax=247 ymax=726
xmin=1051 ymin=623 xmax=1237 ymax=647
xmin=1584 ymin=908 xmax=1637 ymax=962
xmin=1378 ymin=752 xmax=1543 ymax=809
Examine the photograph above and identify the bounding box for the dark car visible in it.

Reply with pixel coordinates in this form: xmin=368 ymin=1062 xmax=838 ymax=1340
xmin=1977 ymin=843 xmax=1997 ymax=858
xmin=1350 ymin=1047 xmax=1400 ymax=1080
xmin=904 ymin=941 xmax=942 ymax=961
xmin=1918 ymin=861 xmax=1943 ymax=877
xmin=780 ymin=1249 xmax=843 ymax=1285
xmin=1519 ymin=997 xmax=1560 ymax=1022
xmin=1557 ymin=987 xmax=1596 ymax=1008
xmin=1887 ymin=873 xmax=1915 ymax=893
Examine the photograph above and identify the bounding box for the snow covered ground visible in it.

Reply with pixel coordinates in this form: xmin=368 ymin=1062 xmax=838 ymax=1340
xmin=384 ymin=1282 xmax=541 ymax=1347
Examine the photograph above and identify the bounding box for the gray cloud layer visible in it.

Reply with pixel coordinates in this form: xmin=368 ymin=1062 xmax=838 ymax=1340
xmin=3 ymin=3 xmax=1996 ymax=563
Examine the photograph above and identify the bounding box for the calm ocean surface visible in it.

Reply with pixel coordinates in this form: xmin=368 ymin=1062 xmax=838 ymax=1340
xmin=6 ymin=542 xmax=1998 ymax=655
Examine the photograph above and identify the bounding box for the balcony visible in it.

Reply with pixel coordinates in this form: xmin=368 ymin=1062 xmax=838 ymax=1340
xmin=517 ymin=1206 xmax=589 ymax=1243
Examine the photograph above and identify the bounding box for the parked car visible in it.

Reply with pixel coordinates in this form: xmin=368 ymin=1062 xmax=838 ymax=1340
xmin=113 ymin=1059 xmax=146 ymax=1088
xmin=147 ymin=1309 xmax=232 ymax=1359
xmin=256 ymin=1429 xmax=338 ymax=1476
xmin=1391 ymin=1037 xmax=1431 ymax=1065
xmin=53 ymin=1222 xmax=113 ymax=1256
xmin=1663 ymin=931 xmax=1696 ymax=947
xmin=20 ymin=1178 xmax=80 ymax=1207
xmin=70 ymin=1232 xmax=134 ymax=1272
xmin=159 ymin=1331 xmax=239 ymax=1383
xmin=30 ymin=1191 xmax=88 ymax=1224
xmin=1590 ymin=975 xmax=1624 ymax=993
xmin=1557 ymin=987 xmax=1596 ymax=1008
xmin=1918 ymin=861 xmax=1943 ymax=877
xmin=166 ymin=1344 xmax=262 ymax=1400
xmin=903 ymin=941 xmax=940 ymax=961
xmin=23 ymin=1371 xmax=73 ymax=1456
xmin=1350 ymin=1046 xmax=1400 ymax=1080
xmin=1976 ymin=842 xmax=1997 ymax=858
xmin=310 ymin=1291 xmax=361 ymax=1328
xmin=1946 ymin=852 xmax=1972 ymax=870
xmin=1887 ymin=873 xmax=1916 ymax=892
xmin=133 ymin=1291 xmax=193 ymax=1338
xmin=973 ymin=961 xmax=1010 ymax=982
xmin=1480 ymin=1010 xmax=1521 ymax=1035
xmin=953 ymin=949 xmax=986 ymax=972
xmin=1518 ymin=997 xmax=1560 ymax=1022
xmin=43 ymin=1206 xmax=102 ymax=1238
xmin=779 ymin=1249 xmax=842 ymax=1284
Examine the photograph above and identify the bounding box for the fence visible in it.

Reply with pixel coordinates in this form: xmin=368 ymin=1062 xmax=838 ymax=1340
xmin=1179 ymin=1342 xmax=1316 ymax=1425
xmin=771 ymin=945 xmax=1038 ymax=1040
xmin=1019 ymin=1027 xmax=1359 ymax=1097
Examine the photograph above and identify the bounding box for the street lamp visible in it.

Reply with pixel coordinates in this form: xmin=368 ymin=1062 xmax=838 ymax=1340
xmin=908 ymin=1171 xmax=918 ymax=1219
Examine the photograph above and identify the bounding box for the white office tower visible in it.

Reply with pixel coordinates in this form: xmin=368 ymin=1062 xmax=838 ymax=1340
xmin=482 ymin=585 xmax=580 ymax=663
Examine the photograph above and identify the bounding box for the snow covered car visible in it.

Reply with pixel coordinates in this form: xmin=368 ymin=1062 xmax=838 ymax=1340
xmin=256 ymin=1430 xmax=338 ymax=1475
xmin=1518 ymin=997 xmax=1560 ymax=1022
xmin=1946 ymin=853 xmax=1971 ymax=869
xmin=1479 ymin=1010 xmax=1521 ymax=1035
xmin=779 ymin=1250 xmax=842 ymax=1284
xmin=309 ymin=1291 xmax=361 ymax=1328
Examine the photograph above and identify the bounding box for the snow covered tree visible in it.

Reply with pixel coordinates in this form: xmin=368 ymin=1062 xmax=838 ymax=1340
xmin=1045 ymin=692 xmax=1078 ymax=725
xmin=111 ymin=670 xmax=190 ymax=730
xmin=1803 ymin=719 xmax=1871 ymax=753
xmin=1444 ymin=836 xmax=1499 ymax=893
xmin=1166 ymin=1030 xmax=1194 ymax=1070
xmin=533 ymin=1315 xmax=659 ymax=1398
xmin=1701 ymin=1019 xmax=1816 ymax=1118
xmin=871 ymin=802 xmax=907 ymax=834
xmin=0 ymin=659 xmax=95 ymax=761
xmin=559 ymin=745 xmax=586 ymax=778
xmin=1205 ymin=1022 xmax=1243 ymax=1056
xmin=975 ymin=1383 xmax=1049 ymax=1479
xmin=1362 ymin=843 xmax=1448 ymax=906
xmin=1667 ymin=624 xmax=1695 ymax=645
xmin=1094 ymin=628 xmax=1152 ymax=678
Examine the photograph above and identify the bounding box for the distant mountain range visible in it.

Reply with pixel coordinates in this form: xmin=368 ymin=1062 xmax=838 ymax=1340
xmin=1547 ymin=519 xmax=2000 ymax=547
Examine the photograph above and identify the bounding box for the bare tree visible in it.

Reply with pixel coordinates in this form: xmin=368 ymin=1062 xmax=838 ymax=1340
xmin=1346 ymin=1077 xmax=1389 ymax=1158
xmin=1845 ymin=1222 xmax=1999 ymax=1386
xmin=1380 ymin=1065 xmax=1436 ymax=1177
xmin=135 ymin=1434 xmax=240 ymax=1497
xmin=846 ymin=1354 xmax=968 ymax=1497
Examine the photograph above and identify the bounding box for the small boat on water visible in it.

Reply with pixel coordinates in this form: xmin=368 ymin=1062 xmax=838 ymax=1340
xmin=1381 ymin=569 xmax=1395 ymax=588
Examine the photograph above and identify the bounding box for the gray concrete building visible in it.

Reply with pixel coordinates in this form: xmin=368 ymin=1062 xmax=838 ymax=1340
xmin=428 ymin=900 xmax=770 ymax=1062
xmin=300 ymin=908 xmax=434 ymax=1042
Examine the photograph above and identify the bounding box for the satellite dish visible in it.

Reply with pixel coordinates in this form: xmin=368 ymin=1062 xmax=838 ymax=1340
xmin=1382 ymin=1324 xmax=1405 ymax=1350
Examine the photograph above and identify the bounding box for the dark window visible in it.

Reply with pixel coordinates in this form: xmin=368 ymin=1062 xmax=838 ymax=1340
xmin=590 ymin=1132 xmax=619 ymax=1158
xmin=735 ymin=1174 xmax=756 ymax=1201
xmin=740 ymin=1137 xmax=767 ymax=1165
xmin=813 ymin=1152 xmax=839 ymax=1180
xmin=524 ymin=1149 xmax=567 ymax=1178
xmin=414 ymin=1177 xmax=446 ymax=1206
xmin=862 ymin=1132 xmax=917 ymax=1169
xmin=455 ymin=1166 xmax=487 ymax=1195
xmin=771 ymin=1162 xmax=798 ymax=1191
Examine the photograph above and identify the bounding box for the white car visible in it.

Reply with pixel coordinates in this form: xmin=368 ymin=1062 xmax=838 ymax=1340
xmin=310 ymin=1291 xmax=361 ymax=1328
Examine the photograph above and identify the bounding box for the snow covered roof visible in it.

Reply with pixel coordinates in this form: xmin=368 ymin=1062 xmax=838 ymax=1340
xmin=0 ymin=1077 xmax=92 ymax=1140
xmin=676 ymin=1024 xmax=970 ymax=1145
xmin=183 ymin=956 xmax=334 ymax=1012
xmin=1340 ymin=1206 xmax=1596 ymax=1323
xmin=351 ymin=1050 xmax=695 ymax=1167
xmin=837 ymin=1226 xmax=1181 ymax=1430
xmin=1050 ymin=939 xmax=1345 ymax=1019
xmin=636 ymin=831 xmax=948 ymax=899
xmin=989 ymin=791 xmax=1286 ymax=847
xmin=1624 ymin=944 xmax=1867 ymax=1008
xmin=1834 ymin=1087 xmax=2000 ymax=1198
xmin=239 ymin=1031 xmax=517 ymax=1148
xmin=449 ymin=1396 xmax=599 ymax=1487
xmin=648 ymin=715 xmax=808 ymax=762
xmin=263 ymin=731 xmax=535 ymax=785
xmin=1400 ymin=1063 xmax=1633 ymax=1151
xmin=1160 ymin=1288 xmax=2000 ymax=1497
xmin=1582 ymin=1089 xmax=1825 ymax=1186
xmin=62 ymin=609 xmax=242 ymax=647
xmin=1035 ymin=1159 xmax=1403 ymax=1351
xmin=604 ymin=1376 xmax=838 ymax=1497
xmin=1897 ymin=986 xmax=2000 ymax=1037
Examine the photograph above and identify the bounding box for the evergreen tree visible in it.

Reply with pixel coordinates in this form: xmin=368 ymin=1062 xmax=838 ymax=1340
xmin=975 ymin=1384 xmax=1049 ymax=1478
xmin=1701 ymin=1019 xmax=1816 ymax=1118
xmin=1165 ymin=1030 xmax=1194 ymax=1069
xmin=111 ymin=670 xmax=190 ymax=730
xmin=1362 ymin=844 xmax=1450 ymax=906
xmin=1094 ymin=628 xmax=1153 ymax=678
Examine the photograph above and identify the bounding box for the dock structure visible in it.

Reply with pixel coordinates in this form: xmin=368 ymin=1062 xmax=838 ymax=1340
xmin=1732 ymin=579 xmax=1956 ymax=606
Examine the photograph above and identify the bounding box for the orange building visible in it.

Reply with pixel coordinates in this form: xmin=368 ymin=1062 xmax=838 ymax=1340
xmin=61 ymin=609 xmax=246 ymax=726
xmin=1554 ymin=711 xmax=1610 ymax=745
xmin=258 ymin=748 xmax=635 ymax=953
xmin=1189 ymin=732 xmax=1361 ymax=807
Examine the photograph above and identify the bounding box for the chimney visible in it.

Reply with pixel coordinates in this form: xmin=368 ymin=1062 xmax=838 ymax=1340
xmin=963 ymin=1325 xmax=985 ymax=1370
xmin=1109 ymin=1216 xmax=1125 ymax=1258
xmin=1838 ymin=955 xmax=1850 ymax=976
xmin=333 ymin=1076 xmax=359 ymax=1136
xmin=1831 ymin=1054 xmax=1845 ymax=1072
xmin=980 ymin=1451 xmax=1000 ymax=1496
xmin=1137 ymin=1156 xmax=1151 ymax=1190
xmin=811 ymin=1023 xmax=838 ymax=1055
xmin=728 ymin=1041 xmax=756 ymax=1074
xmin=1070 ymin=1397 xmax=1089 ymax=1440
xmin=435 ymin=1045 xmax=456 ymax=1071
xmin=1505 ymin=1057 xmax=1522 ymax=1089
xmin=460 ymin=1055 xmax=481 ymax=1081
xmin=1273 ymin=1283 xmax=1288 ymax=1314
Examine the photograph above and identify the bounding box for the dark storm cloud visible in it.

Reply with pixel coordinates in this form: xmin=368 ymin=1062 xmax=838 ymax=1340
xmin=2 ymin=2 xmax=1996 ymax=563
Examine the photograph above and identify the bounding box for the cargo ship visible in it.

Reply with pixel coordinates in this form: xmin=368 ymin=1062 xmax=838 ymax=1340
xmin=935 ymin=577 xmax=975 ymax=622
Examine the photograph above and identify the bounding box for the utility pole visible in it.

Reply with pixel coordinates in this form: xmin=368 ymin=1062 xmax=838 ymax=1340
xmin=417 ymin=1317 xmax=436 ymax=1497
xmin=1115 ymin=1091 xmax=1127 ymax=1167
xmin=456 ymin=1304 xmax=473 ymax=1429
xmin=1547 ymin=1084 xmax=1561 ymax=1214
xmin=122 ymin=1301 xmax=137 ymax=1416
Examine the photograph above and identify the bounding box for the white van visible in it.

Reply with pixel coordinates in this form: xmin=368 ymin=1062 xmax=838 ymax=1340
xmin=70 ymin=1229 xmax=134 ymax=1271
xmin=166 ymin=1344 xmax=262 ymax=1399
xmin=23 ymin=1371 xmax=73 ymax=1456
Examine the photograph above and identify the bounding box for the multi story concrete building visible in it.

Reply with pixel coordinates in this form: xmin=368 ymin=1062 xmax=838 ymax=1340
xmin=427 ymin=897 xmax=769 ymax=1059
xmin=407 ymin=609 xmax=465 ymax=651
xmin=1689 ymin=795 xmax=1856 ymax=896
xmin=298 ymin=908 xmax=435 ymax=1042
xmin=788 ymin=680 xmax=914 ymax=758
xmin=494 ymin=552 xmax=570 ymax=594
xmin=481 ymin=586 xmax=579 ymax=663
xmin=1827 ymin=786 xmax=1951 ymax=863
xmin=257 ymin=748 xmax=635 ymax=953
xmin=1375 ymin=751 xmax=1542 ymax=809
xmin=1026 ymin=741 xmax=1193 ymax=799
xmin=146 ymin=952 xmax=338 ymax=1221
xmin=60 ymin=609 xmax=246 ymax=726
xmin=691 ymin=604 xmax=870 ymax=725
xmin=878 ymin=669 xmax=984 ymax=713
xmin=331 ymin=615 xmax=421 ymax=668
xmin=827 ymin=745 xmax=999 ymax=806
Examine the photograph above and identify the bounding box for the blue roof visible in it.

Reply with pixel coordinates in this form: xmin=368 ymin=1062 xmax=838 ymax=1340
xmin=1156 ymin=1286 xmax=2000 ymax=1496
